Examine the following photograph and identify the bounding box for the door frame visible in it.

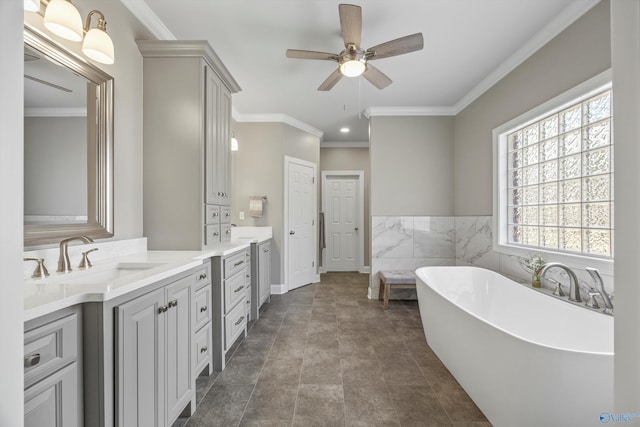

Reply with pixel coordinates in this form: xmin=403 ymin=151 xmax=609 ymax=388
xmin=283 ymin=155 xmax=318 ymax=293
xmin=321 ymin=170 xmax=365 ymax=273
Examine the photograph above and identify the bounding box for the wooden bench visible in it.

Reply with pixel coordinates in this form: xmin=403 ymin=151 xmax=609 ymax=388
xmin=378 ymin=271 xmax=417 ymax=310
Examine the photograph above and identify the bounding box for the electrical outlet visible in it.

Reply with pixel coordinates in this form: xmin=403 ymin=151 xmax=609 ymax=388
xmin=239 ymin=211 xmax=245 ymax=220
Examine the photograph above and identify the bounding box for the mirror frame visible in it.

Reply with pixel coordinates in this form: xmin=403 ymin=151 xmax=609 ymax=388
xmin=24 ymin=25 xmax=114 ymax=247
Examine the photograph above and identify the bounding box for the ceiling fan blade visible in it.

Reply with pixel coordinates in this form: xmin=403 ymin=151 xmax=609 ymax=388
xmin=286 ymin=49 xmax=338 ymax=61
xmin=24 ymin=75 xmax=72 ymax=92
xmin=362 ymin=64 xmax=392 ymax=90
xmin=339 ymin=4 xmax=362 ymax=48
xmin=367 ymin=33 xmax=424 ymax=60
xmin=318 ymin=68 xmax=343 ymax=91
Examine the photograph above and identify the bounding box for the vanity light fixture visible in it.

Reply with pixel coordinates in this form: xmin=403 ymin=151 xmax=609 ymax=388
xmin=340 ymin=127 xmax=350 ymax=133
xmin=38 ymin=0 xmax=115 ymax=65
xmin=24 ymin=0 xmax=40 ymax=12
xmin=43 ymin=0 xmax=84 ymax=42
xmin=231 ymin=133 xmax=239 ymax=151
xmin=82 ymin=10 xmax=115 ymax=65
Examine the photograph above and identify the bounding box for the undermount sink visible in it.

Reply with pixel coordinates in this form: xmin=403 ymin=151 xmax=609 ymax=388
xmin=61 ymin=262 xmax=166 ymax=285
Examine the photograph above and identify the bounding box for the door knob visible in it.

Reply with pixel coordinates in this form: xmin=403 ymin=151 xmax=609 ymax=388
xmin=289 ymin=231 xmax=295 ymax=235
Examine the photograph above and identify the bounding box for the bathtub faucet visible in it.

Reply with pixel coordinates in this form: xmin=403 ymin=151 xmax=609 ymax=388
xmin=536 ymin=262 xmax=582 ymax=303
xmin=585 ymin=268 xmax=614 ymax=313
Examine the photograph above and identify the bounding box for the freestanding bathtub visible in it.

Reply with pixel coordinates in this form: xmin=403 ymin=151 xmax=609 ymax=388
xmin=416 ymin=266 xmax=613 ymax=427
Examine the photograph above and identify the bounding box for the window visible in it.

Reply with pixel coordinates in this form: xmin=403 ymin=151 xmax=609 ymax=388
xmin=494 ymin=71 xmax=613 ymax=267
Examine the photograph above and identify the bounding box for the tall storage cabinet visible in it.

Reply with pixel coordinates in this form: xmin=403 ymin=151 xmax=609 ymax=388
xmin=138 ymin=41 xmax=241 ymax=250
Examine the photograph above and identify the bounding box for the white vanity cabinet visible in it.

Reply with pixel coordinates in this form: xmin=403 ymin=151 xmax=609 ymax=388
xmin=138 ymin=40 xmax=240 ymax=250
xmin=116 ymin=272 xmax=192 ymax=427
xmin=211 ymin=248 xmax=250 ymax=370
xmin=24 ymin=306 xmax=82 ymax=427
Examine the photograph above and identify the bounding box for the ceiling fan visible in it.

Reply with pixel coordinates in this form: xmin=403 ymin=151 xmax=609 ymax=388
xmin=286 ymin=3 xmax=424 ymax=91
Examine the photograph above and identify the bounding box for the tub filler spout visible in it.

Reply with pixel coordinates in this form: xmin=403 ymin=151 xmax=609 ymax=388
xmin=536 ymin=262 xmax=581 ymax=302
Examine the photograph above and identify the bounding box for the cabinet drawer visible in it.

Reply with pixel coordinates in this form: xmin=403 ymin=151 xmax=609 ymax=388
xmin=205 ymin=205 xmax=220 ymax=224
xmin=193 ymin=283 xmax=211 ymax=331
xmin=224 ymin=251 xmax=247 ymax=278
xmin=194 ymin=264 xmax=210 ymax=285
xmin=24 ymin=362 xmax=78 ymax=427
xmin=224 ymin=270 xmax=246 ymax=314
xmin=225 ymin=301 xmax=246 ymax=350
xmin=221 ymin=206 xmax=231 ymax=223
xmin=24 ymin=312 xmax=78 ymax=388
xmin=205 ymin=225 xmax=221 ymax=245
xmin=193 ymin=324 xmax=211 ymax=376
xmin=221 ymin=224 xmax=231 ymax=242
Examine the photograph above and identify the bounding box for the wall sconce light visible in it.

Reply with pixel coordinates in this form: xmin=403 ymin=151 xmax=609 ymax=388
xmin=34 ymin=0 xmax=115 ymax=64
xmin=231 ymin=134 xmax=239 ymax=151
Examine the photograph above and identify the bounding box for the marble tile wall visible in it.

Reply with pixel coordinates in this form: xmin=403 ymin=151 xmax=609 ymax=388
xmin=370 ymin=215 xmax=614 ymax=302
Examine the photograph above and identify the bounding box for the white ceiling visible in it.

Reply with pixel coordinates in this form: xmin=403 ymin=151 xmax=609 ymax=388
xmin=125 ymin=0 xmax=599 ymax=143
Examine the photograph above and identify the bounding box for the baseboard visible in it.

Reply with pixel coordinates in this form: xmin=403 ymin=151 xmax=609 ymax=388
xmin=367 ymin=287 xmax=373 ymax=299
xmin=270 ymin=284 xmax=287 ymax=295
xmin=314 ymin=274 xmax=321 ymax=283
xmin=319 ymin=267 xmax=328 ymax=274
xmin=359 ymin=266 xmax=370 ymax=274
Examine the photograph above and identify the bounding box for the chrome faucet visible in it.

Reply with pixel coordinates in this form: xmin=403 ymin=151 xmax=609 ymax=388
xmin=586 ymin=267 xmax=614 ymax=313
xmin=57 ymin=236 xmax=94 ymax=273
xmin=536 ymin=262 xmax=582 ymax=302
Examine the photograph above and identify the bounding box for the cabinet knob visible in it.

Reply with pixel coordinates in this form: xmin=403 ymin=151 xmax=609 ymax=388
xmin=199 ymin=273 xmax=207 ymax=280
xmin=168 ymin=299 xmax=178 ymax=308
xmin=200 ymin=346 xmax=208 ymax=353
xmin=200 ymin=306 xmax=208 ymax=312
xmin=234 ymin=315 xmax=245 ymax=326
xmin=212 ymin=212 xmax=219 ymax=217
xmin=213 ymin=232 xmax=219 ymax=236
xmin=234 ymin=285 xmax=244 ymax=293
xmin=225 ymin=211 xmax=230 ymax=216
xmin=24 ymin=353 xmax=41 ymax=368
xmin=246 ymin=274 xmax=250 ymax=278
xmin=158 ymin=305 xmax=168 ymax=314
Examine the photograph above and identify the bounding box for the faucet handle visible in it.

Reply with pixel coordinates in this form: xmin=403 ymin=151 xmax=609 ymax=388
xmin=585 ymin=289 xmax=601 ymax=309
xmin=24 ymin=258 xmax=50 ymax=278
xmin=78 ymin=248 xmax=99 ymax=270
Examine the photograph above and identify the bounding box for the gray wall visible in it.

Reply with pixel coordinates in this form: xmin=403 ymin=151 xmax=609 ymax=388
xmin=611 ymin=0 xmax=640 ymax=412
xmin=0 ymin=1 xmax=25 ymax=423
xmin=25 ymin=1 xmax=153 ymax=245
xmin=24 ymin=117 xmax=87 ymax=216
xmin=370 ymin=116 xmax=455 ymax=216
xmin=232 ymin=121 xmax=320 ymax=285
xmin=320 ymin=147 xmax=371 ymax=267
xmin=453 ymin=0 xmax=611 ymax=216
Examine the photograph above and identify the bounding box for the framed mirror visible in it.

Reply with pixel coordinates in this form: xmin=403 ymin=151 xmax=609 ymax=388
xmin=24 ymin=25 xmax=114 ymax=247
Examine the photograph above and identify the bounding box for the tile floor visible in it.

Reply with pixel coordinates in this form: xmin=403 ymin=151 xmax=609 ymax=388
xmin=178 ymin=272 xmax=491 ymax=427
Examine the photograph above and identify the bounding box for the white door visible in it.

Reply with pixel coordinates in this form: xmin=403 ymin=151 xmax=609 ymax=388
xmin=325 ymin=175 xmax=359 ymax=271
xmin=286 ymin=157 xmax=317 ymax=291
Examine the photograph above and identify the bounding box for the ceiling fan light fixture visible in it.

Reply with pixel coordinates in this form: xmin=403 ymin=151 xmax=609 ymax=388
xmin=340 ymin=59 xmax=366 ymax=77
xmin=43 ymin=0 xmax=84 ymax=42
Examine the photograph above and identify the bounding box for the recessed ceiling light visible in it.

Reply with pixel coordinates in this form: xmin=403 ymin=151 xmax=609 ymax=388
xmin=340 ymin=127 xmax=350 ymax=133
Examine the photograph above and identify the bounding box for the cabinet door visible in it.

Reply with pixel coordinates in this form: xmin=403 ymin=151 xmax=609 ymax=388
xmin=117 ymin=288 xmax=166 ymax=427
xmin=217 ymin=86 xmax=232 ymax=206
xmin=259 ymin=243 xmax=271 ymax=306
xmin=24 ymin=363 xmax=78 ymax=427
xmin=165 ymin=277 xmax=193 ymax=423
xmin=205 ymin=66 xmax=222 ymax=205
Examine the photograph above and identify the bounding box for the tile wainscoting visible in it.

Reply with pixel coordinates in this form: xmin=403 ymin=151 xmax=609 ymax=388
xmin=370 ymin=216 xmax=614 ymax=302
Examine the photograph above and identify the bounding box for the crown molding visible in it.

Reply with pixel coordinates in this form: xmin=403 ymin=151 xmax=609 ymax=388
xmin=363 ymin=106 xmax=456 ymax=118
xmin=320 ymin=141 xmax=369 ymax=148
xmin=120 ymin=0 xmax=176 ymax=40
xmin=233 ymin=113 xmax=324 ymax=139
xmin=24 ymin=107 xmax=86 ymax=117
xmin=451 ymin=0 xmax=601 ymax=114
xmin=136 ymin=40 xmax=241 ymax=93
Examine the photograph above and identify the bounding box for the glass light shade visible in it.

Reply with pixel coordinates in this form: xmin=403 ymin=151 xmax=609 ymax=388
xmin=43 ymin=0 xmax=83 ymax=42
xmin=231 ymin=137 xmax=239 ymax=151
xmin=82 ymin=28 xmax=115 ymax=65
xmin=24 ymin=0 xmax=40 ymax=12
xmin=340 ymin=60 xmax=365 ymax=77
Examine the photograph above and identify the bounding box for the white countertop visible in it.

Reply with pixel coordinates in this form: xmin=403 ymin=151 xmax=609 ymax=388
xmin=23 ymin=239 xmax=267 ymax=322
